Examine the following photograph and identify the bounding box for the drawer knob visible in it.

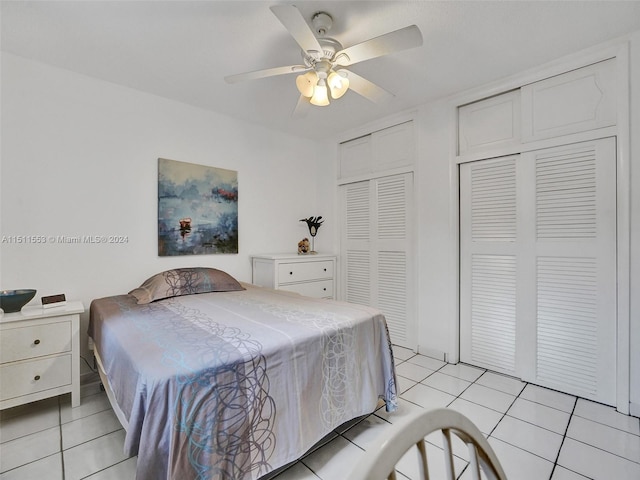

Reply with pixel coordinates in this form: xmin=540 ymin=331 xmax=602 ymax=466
xmin=34 ymin=375 xmax=41 ymax=381
xmin=34 ymin=339 xmax=41 ymax=345
xmin=289 ymin=271 xmax=293 ymax=275
xmin=324 ymin=268 xmax=327 ymax=272
xmin=323 ymin=287 xmax=327 ymax=291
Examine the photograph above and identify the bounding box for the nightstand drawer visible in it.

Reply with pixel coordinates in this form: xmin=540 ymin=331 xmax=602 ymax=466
xmin=0 ymin=320 xmax=71 ymax=363
xmin=0 ymin=354 xmax=72 ymax=402
xmin=278 ymin=260 xmax=334 ymax=283
xmin=280 ymin=280 xmax=334 ymax=299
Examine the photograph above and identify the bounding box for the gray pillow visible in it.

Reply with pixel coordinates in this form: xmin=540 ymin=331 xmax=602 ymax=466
xmin=129 ymin=268 xmax=244 ymax=304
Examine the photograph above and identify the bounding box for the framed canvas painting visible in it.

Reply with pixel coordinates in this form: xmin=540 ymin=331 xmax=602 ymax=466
xmin=158 ymin=158 xmax=238 ymax=256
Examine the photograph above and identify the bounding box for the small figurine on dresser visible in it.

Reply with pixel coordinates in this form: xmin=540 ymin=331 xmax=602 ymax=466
xmin=297 ymin=237 xmax=310 ymax=255
xmin=299 ymin=216 xmax=324 ymax=254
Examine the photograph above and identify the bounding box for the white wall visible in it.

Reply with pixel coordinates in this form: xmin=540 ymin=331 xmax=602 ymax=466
xmin=628 ymin=30 xmax=640 ymax=415
xmin=0 ymin=53 xmax=333 ymax=372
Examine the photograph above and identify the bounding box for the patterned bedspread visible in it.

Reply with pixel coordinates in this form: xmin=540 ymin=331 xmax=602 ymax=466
xmin=88 ymin=283 xmax=397 ymax=480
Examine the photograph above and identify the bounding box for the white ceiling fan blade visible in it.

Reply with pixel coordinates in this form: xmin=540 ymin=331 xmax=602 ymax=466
xmin=224 ymin=65 xmax=309 ymax=84
xmin=340 ymin=70 xmax=394 ymax=103
xmin=293 ymin=94 xmax=311 ymax=118
xmin=270 ymin=5 xmax=324 ymax=58
xmin=334 ymin=25 xmax=423 ymax=66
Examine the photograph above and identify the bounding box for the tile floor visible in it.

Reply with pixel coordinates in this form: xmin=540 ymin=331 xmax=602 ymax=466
xmin=1 ymin=346 xmax=639 ymax=479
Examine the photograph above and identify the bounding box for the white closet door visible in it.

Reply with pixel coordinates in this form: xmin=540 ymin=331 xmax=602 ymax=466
xmin=460 ymin=156 xmax=519 ymax=376
xmin=341 ymin=173 xmax=415 ymax=349
xmin=523 ymin=138 xmax=617 ymax=403
xmin=460 ymin=138 xmax=616 ymax=405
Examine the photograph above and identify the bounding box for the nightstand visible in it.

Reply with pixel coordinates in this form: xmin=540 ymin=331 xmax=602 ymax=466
xmin=0 ymin=301 xmax=84 ymax=409
xmin=251 ymin=253 xmax=337 ymax=299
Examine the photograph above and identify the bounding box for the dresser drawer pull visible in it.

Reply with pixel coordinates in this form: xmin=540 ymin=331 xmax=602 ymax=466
xmin=34 ymin=339 xmax=41 ymax=345
xmin=34 ymin=375 xmax=41 ymax=381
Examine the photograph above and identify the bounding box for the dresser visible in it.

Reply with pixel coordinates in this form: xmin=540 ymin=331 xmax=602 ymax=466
xmin=0 ymin=301 xmax=84 ymax=409
xmin=251 ymin=253 xmax=337 ymax=299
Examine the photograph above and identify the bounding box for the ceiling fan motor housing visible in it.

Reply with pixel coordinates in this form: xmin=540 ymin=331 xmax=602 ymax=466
xmin=312 ymin=12 xmax=333 ymax=36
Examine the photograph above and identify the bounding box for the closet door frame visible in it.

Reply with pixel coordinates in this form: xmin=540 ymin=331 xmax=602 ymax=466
xmin=448 ymin=41 xmax=631 ymax=413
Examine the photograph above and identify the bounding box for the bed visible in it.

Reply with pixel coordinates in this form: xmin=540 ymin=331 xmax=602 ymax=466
xmin=88 ymin=268 xmax=397 ymax=480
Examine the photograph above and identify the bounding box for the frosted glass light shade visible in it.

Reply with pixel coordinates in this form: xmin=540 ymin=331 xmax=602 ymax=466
xmin=310 ymin=82 xmax=330 ymax=106
xmin=328 ymin=71 xmax=349 ymax=99
xmin=296 ymin=71 xmax=318 ymax=98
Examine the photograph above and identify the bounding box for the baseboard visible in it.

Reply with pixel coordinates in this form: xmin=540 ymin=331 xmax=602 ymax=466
xmin=417 ymin=346 xmax=446 ymax=362
xmin=630 ymin=402 xmax=640 ymax=418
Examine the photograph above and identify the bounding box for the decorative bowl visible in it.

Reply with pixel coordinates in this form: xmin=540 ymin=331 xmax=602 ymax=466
xmin=0 ymin=289 xmax=37 ymax=313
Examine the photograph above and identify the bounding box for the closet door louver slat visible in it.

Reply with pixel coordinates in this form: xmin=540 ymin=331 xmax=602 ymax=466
xmin=345 ymin=182 xmax=371 ymax=306
xmin=537 ymin=257 xmax=598 ymax=395
xmin=470 ymin=254 xmax=517 ymax=372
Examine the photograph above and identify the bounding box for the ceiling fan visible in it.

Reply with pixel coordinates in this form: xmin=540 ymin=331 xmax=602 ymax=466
xmin=224 ymin=5 xmax=423 ymax=113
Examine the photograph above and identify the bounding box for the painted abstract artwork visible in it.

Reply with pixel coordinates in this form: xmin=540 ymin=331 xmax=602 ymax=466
xmin=158 ymin=158 xmax=238 ymax=256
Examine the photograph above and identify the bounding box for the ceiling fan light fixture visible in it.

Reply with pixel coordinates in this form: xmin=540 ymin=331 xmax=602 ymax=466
xmin=310 ymin=80 xmax=330 ymax=106
xmin=328 ymin=71 xmax=349 ymax=99
xmin=296 ymin=71 xmax=317 ymax=97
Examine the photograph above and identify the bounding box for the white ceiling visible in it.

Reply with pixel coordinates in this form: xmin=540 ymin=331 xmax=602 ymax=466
xmin=3 ymin=1 xmax=640 ymax=141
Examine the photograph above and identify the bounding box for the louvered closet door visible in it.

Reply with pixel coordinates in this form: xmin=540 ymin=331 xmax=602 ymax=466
xmin=460 ymin=138 xmax=617 ymax=405
xmin=460 ymin=156 xmax=519 ymax=376
xmin=522 ymin=138 xmax=616 ymax=404
xmin=341 ymin=173 xmax=415 ymax=349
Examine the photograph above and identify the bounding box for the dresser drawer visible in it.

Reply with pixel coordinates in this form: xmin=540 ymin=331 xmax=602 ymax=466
xmin=0 ymin=354 xmax=72 ymax=402
xmin=277 ymin=260 xmax=334 ymax=284
xmin=0 ymin=321 xmax=71 ymax=363
xmin=280 ymin=280 xmax=334 ymax=299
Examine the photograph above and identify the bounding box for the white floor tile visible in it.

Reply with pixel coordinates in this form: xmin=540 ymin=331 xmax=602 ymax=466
xmin=566 ymin=415 xmax=640 ymax=462
xmin=506 ymin=397 xmax=571 ymax=434
xmin=395 ymin=441 xmax=467 ymax=480
xmin=439 ymin=363 xmax=485 ymax=382
xmin=374 ymin=398 xmax=425 ymax=424
xmin=302 ymin=435 xmax=365 ymax=480
xmin=61 ymin=409 xmax=124 ymax=450
xmin=486 ymin=437 xmax=554 ymax=480
xmin=63 ymin=429 xmax=130 ymax=480
xmin=0 ymin=399 xmax=59 ymax=443
xmin=421 ymin=372 xmax=471 ymax=396
xmin=393 ymin=346 xmax=415 ymax=361
xmin=400 ymin=383 xmax=456 ymax=410
xmin=475 ymin=371 xmax=526 ymax=396
xmin=573 ymin=398 xmax=640 ymax=435
xmin=447 ymin=399 xmax=503 ymax=435
xmin=0 ymin=426 xmax=60 ymax=473
xmin=557 ymin=437 xmax=640 ymax=480
xmin=83 ymin=457 xmax=137 ymax=479
xmin=459 ymin=384 xmax=515 ymax=413
xmin=396 ymin=362 xmax=434 ymax=383
xmin=0 ymin=453 xmax=62 ymax=480
xmin=550 ymin=466 xmax=591 ymax=480
xmin=520 ymin=384 xmax=576 ymax=413
xmin=405 ymin=355 xmax=446 ymax=371
xmin=60 ymin=391 xmax=113 ymax=425
xmin=0 ymin=397 xmax=58 ymax=422
xmin=396 ymin=375 xmax=417 ymax=394
xmin=270 ymin=461 xmax=320 ymax=480
xmin=342 ymin=414 xmax=394 ymax=451
xmin=491 ymin=415 xmax=563 ymax=461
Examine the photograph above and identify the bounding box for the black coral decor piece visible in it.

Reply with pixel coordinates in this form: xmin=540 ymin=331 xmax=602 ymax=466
xmin=300 ymin=216 xmax=324 ymax=237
